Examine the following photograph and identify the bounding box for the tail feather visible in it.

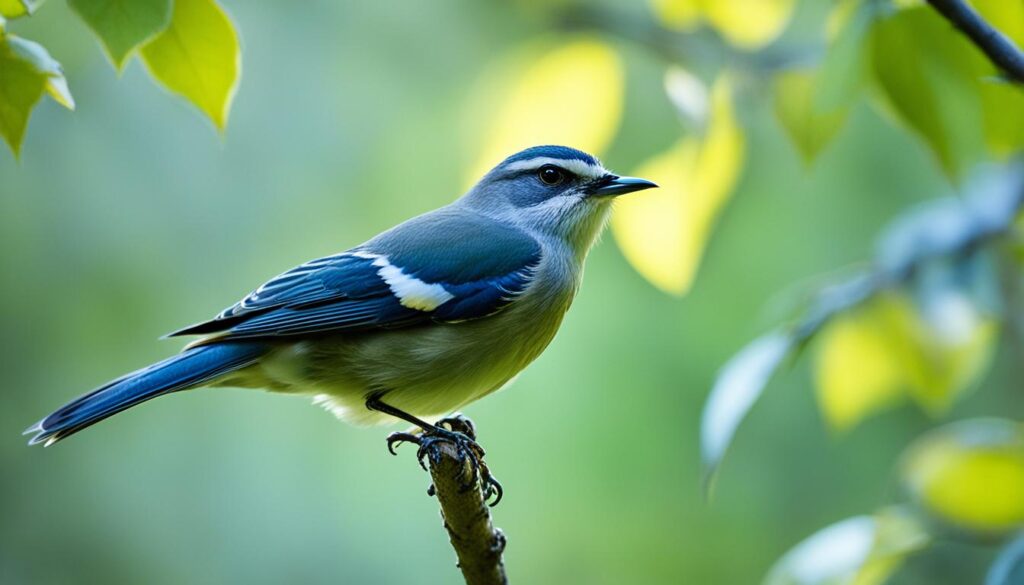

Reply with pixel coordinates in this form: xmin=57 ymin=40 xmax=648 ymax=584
xmin=26 ymin=342 xmax=268 ymax=447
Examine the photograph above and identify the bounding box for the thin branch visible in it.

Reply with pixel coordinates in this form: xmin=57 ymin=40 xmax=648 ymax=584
xmin=424 ymin=440 xmax=508 ymax=585
xmin=926 ymin=0 xmax=1024 ymax=84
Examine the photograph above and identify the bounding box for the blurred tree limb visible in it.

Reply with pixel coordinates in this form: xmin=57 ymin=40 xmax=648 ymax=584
xmin=555 ymin=5 xmax=806 ymax=78
xmin=702 ymin=162 xmax=1024 ymax=481
xmin=926 ymin=0 xmax=1024 ymax=84
xmin=392 ymin=419 xmax=508 ymax=585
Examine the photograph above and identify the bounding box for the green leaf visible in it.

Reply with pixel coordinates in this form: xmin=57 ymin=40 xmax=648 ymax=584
xmin=140 ymin=0 xmax=240 ymax=130
xmin=0 ymin=38 xmax=47 ymax=156
xmin=7 ymin=35 xmax=74 ymax=109
xmin=979 ymin=79 xmax=1024 ymax=158
xmin=869 ymin=7 xmax=983 ymax=177
xmin=969 ymin=0 xmax=1024 ymax=157
xmin=773 ymin=70 xmax=849 ymax=164
xmin=815 ymin=0 xmax=872 ymax=113
xmin=68 ymin=0 xmax=171 ymax=70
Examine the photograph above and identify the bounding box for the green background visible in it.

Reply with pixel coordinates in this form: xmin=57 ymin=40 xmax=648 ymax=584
xmin=1 ymin=1 xmax=1021 ymax=583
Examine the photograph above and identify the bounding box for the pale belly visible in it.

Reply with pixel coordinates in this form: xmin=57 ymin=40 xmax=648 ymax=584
xmin=228 ymin=278 xmax=576 ymax=425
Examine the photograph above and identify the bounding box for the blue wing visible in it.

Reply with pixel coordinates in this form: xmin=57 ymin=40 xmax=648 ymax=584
xmin=168 ymin=208 xmax=542 ymax=339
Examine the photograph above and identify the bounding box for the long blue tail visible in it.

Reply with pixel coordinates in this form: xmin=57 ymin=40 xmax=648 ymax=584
xmin=25 ymin=342 xmax=269 ymax=447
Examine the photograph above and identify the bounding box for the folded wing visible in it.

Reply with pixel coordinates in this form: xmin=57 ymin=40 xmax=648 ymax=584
xmin=168 ymin=208 xmax=542 ymax=340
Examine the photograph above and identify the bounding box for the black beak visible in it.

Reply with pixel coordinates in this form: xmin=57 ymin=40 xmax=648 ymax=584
xmin=590 ymin=175 xmax=659 ymax=197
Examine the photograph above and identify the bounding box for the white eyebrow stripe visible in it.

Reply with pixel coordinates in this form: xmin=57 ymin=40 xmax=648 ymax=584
xmin=504 ymin=157 xmax=608 ymax=179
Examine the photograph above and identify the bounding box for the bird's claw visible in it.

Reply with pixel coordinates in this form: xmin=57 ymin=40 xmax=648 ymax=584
xmin=385 ymin=417 xmax=504 ymax=507
xmin=436 ymin=413 xmax=477 ymax=440
xmin=386 ymin=431 xmax=423 ymax=460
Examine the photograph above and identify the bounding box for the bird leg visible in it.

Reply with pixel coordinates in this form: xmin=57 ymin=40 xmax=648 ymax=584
xmin=366 ymin=396 xmax=503 ymax=506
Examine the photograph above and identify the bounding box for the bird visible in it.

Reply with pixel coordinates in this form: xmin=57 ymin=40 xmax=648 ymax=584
xmin=25 ymin=145 xmax=656 ymax=490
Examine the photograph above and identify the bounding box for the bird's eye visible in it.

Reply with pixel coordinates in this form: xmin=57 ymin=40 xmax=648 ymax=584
xmin=538 ymin=165 xmax=565 ymax=186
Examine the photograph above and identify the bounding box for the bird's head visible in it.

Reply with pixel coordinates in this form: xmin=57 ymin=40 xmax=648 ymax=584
xmin=461 ymin=145 xmax=657 ymax=253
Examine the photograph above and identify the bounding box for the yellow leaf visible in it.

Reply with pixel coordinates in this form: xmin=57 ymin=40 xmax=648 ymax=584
xmin=0 ymin=0 xmax=29 ymax=19
xmin=701 ymin=0 xmax=796 ymax=49
xmin=612 ymin=140 xmax=697 ymax=295
xmin=814 ymin=292 xmax=995 ymax=430
xmin=902 ymin=292 xmax=996 ymax=412
xmin=467 ymin=38 xmax=623 ymax=182
xmin=649 ymin=0 xmax=795 ymax=49
xmin=611 ymin=73 xmax=744 ymax=295
xmin=973 ymin=0 xmax=1024 ymax=46
xmin=903 ymin=419 xmax=1024 ymax=533
xmin=140 ymin=0 xmax=240 ymax=130
xmin=814 ymin=302 xmax=906 ymax=431
xmin=649 ymin=0 xmax=701 ymax=31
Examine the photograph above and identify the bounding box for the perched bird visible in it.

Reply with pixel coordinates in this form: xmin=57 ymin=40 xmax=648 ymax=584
xmin=25 ymin=145 xmax=656 ymax=480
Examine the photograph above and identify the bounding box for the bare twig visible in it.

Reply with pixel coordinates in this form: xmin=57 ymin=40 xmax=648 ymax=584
xmin=926 ymin=0 xmax=1024 ymax=84
xmin=422 ymin=440 xmax=508 ymax=585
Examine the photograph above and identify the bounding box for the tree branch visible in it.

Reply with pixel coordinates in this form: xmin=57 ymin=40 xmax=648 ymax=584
xmin=926 ymin=0 xmax=1024 ymax=84
xmin=424 ymin=440 xmax=508 ymax=585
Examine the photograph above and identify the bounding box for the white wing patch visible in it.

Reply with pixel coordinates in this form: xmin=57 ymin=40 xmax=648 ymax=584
xmin=504 ymin=156 xmax=608 ymax=179
xmin=352 ymin=251 xmax=454 ymax=311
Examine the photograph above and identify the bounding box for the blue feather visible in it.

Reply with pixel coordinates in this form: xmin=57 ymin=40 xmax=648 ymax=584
xmin=168 ymin=208 xmax=542 ymax=339
xmin=433 ymin=268 xmax=536 ymax=321
xmin=25 ymin=342 xmax=268 ymax=446
xmin=370 ymin=207 xmax=541 ymax=284
xmin=502 ymin=145 xmax=599 ymax=167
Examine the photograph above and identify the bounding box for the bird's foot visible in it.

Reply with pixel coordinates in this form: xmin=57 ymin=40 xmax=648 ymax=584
xmin=386 ymin=413 xmax=503 ymax=506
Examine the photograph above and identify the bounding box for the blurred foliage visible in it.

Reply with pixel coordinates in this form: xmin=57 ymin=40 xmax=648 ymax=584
xmin=702 ymin=163 xmax=1024 ymax=581
xmin=466 ymin=38 xmax=623 ymax=182
xmin=988 ymin=533 xmax=1024 ymax=585
xmin=612 ymin=70 xmax=743 ymax=295
xmin=765 ymin=508 xmax=929 ymax=585
xmin=650 ymin=0 xmax=797 ymax=48
xmin=814 ymin=291 xmax=996 ymax=430
xmin=2 ymin=0 xmax=1024 ymax=583
xmin=902 ymin=419 xmax=1024 ymax=534
xmin=0 ymin=0 xmax=237 ymax=153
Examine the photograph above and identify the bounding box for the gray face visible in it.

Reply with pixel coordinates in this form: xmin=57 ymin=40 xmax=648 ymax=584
xmin=459 ymin=146 xmax=657 ymax=250
xmin=465 ymin=150 xmax=614 ymax=211
xmin=489 ymin=156 xmax=612 ymax=208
